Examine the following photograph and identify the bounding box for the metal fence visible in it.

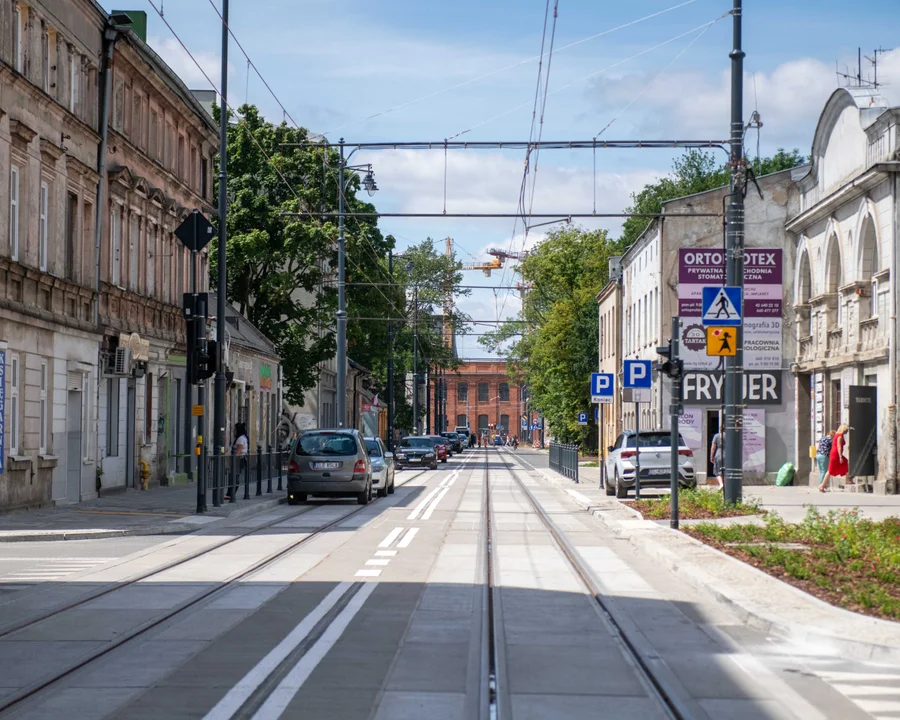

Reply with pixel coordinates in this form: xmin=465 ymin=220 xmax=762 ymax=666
xmin=549 ymin=442 xmax=579 ymax=483
xmin=203 ymin=449 xmax=288 ymax=507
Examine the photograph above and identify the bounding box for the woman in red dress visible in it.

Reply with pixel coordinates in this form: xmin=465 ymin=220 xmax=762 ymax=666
xmin=818 ymin=424 xmax=849 ymax=492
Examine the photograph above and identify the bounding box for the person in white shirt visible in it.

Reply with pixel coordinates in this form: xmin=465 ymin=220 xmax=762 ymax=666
xmin=225 ymin=423 xmax=249 ymax=500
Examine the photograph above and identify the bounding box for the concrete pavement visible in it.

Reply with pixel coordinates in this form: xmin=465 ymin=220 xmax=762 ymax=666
xmin=0 ymin=448 xmax=896 ymax=719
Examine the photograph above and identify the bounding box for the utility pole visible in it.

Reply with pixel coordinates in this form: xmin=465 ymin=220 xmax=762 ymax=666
xmin=386 ymin=250 xmax=394 ymax=450
xmin=412 ymin=284 xmax=418 ymax=434
xmin=336 ymin=139 xmax=347 ymax=428
xmin=724 ymin=0 xmax=745 ymax=505
xmin=668 ymin=316 xmax=682 ymax=529
xmin=213 ymin=0 xmax=229 ymax=502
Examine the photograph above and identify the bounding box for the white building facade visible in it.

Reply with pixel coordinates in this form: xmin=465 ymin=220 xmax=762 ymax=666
xmin=788 ymin=88 xmax=899 ymax=494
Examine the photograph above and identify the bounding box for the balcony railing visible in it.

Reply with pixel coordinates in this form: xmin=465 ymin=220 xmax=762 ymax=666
xmin=826 ymin=328 xmax=843 ymax=356
xmin=859 ymin=317 xmax=883 ymax=353
xmin=797 ymin=335 xmax=814 ymax=362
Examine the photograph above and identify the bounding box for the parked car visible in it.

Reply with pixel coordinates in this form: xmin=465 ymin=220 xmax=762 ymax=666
xmin=424 ymin=435 xmax=450 ymax=463
xmin=364 ymin=436 xmax=395 ymax=497
xmin=394 ymin=436 xmax=439 ymax=470
xmin=441 ymin=432 xmax=464 ymax=453
xmin=287 ymin=429 xmax=372 ymax=506
xmin=605 ymin=430 xmax=696 ymax=499
xmin=454 ymin=426 xmax=470 ymax=438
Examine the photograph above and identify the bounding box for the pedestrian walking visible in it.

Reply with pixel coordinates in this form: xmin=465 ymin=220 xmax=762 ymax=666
xmin=710 ymin=431 xmax=724 ymax=489
xmin=819 ymin=424 xmax=850 ymax=492
xmin=814 ymin=429 xmax=834 ymax=488
xmin=225 ymin=422 xmax=248 ymax=501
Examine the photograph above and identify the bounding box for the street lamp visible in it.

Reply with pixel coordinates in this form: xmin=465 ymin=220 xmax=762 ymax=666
xmin=336 ymin=138 xmax=377 ymax=428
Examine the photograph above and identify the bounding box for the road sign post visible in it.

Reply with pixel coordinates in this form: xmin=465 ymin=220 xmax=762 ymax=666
xmin=669 ymin=316 xmax=682 ymax=529
xmin=701 ymin=286 xmax=743 ymax=327
xmin=623 ymin=360 xmax=652 ymax=500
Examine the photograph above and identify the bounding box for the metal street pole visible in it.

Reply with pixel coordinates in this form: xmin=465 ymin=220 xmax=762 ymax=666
xmin=196 ymin=293 xmax=208 ymax=514
xmin=669 ymin=316 xmax=682 ymax=529
xmin=336 ymin=139 xmax=347 ymax=428
xmin=213 ymin=0 xmax=229 ymax=501
xmin=425 ymin=363 xmax=431 ymax=435
xmin=723 ymin=0 xmax=745 ymax=505
xmin=412 ymin=285 xmax=418 ymax=433
xmin=386 ymin=250 xmax=394 ymax=450
xmin=634 ymin=401 xmax=641 ymax=500
xmin=185 ymin=252 xmax=195 ymax=487
xmin=600 ymin=403 xmax=605 ymax=489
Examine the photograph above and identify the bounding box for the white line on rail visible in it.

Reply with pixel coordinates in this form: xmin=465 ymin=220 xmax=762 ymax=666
xmin=406 ymin=487 xmax=442 ymax=520
xmin=421 ymin=487 xmax=450 ymax=520
xmin=397 ymin=528 xmax=419 ymax=549
xmin=378 ymin=527 xmax=405 ymax=547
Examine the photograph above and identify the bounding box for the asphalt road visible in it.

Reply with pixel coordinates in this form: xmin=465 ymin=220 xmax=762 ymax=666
xmin=0 ymin=448 xmax=895 ymax=720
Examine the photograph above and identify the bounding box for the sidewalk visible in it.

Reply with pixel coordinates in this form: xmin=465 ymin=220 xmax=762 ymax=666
xmin=515 ymin=452 xmax=900 ymax=663
xmin=0 ymin=483 xmax=286 ymax=542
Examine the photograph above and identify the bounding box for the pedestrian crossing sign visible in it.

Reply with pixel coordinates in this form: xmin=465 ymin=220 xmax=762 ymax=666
xmin=701 ymin=286 xmax=742 ymax=327
xmin=706 ymin=327 xmax=737 ymax=356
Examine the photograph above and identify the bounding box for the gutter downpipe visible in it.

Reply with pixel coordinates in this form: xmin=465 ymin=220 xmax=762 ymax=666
xmin=93 ymin=23 xmax=119 ymax=489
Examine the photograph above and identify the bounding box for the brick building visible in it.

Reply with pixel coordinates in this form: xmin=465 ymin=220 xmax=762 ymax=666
xmin=432 ymin=359 xmax=523 ymax=436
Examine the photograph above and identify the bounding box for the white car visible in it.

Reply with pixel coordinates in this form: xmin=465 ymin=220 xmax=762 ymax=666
xmin=605 ymin=430 xmax=696 ymax=499
xmin=364 ymin=437 xmax=395 ymax=497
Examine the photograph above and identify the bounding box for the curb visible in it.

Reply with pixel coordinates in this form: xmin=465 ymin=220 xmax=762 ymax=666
xmin=515 ymin=454 xmax=900 ymax=664
xmin=0 ymin=496 xmax=287 ymax=543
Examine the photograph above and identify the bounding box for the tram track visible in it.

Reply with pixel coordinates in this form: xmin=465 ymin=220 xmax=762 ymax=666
xmin=0 ymin=464 xmax=437 ymax=717
xmin=485 ymin=448 xmax=692 ymax=720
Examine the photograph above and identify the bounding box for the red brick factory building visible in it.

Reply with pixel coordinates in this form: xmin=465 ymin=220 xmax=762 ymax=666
xmin=430 ymin=359 xmax=524 ymax=437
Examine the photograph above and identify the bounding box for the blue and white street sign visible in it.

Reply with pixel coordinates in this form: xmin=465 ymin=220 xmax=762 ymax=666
xmin=590 ymin=373 xmax=615 ymax=404
xmin=701 ymin=286 xmax=742 ymax=327
xmin=577 ymin=412 xmax=588 ymax=425
xmin=531 ymin=422 xmax=541 ymax=430
xmin=623 ymin=360 xmax=652 ymax=389
xmin=594 ymin=407 xmax=600 ymax=421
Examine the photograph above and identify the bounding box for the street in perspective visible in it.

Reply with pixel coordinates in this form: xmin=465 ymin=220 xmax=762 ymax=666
xmin=0 ymin=0 xmax=898 ymax=718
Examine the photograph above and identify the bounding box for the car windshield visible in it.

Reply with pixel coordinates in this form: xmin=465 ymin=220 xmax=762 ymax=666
xmin=399 ymin=437 xmax=433 ymax=449
xmin=427 ymin=437 xmax=445 ymax=445
xmin=296 ymin=432 xmax=358 ymax=456
xmin=625 ymin=433 xmax=685 ymax=448
xmin=364 ymin=440 xmax=382 ymax=457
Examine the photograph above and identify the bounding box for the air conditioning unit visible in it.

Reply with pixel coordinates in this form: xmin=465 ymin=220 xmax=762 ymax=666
xmin=114 ymin=347 xmax=132 ymax=375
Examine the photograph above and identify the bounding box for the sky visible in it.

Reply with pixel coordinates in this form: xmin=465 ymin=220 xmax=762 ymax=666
xmin=104 ymin=0 xmax=900 ymax=357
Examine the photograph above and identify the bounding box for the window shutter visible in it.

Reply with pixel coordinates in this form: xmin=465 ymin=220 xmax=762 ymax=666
xmin=67 ymin=371 xmax=83 ymax=391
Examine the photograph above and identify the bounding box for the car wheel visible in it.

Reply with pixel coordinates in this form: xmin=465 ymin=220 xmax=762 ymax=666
xmin=431 ymin=462 xmax=438 ymax=470
xmin=388 ymin=475 xmax=395 ymax=494
xmin=441 ymin=457 xmax=447 ymax=463
xmin=615 ymin=471 xmax=627 ymax=499
xmin=604 ymin=471 xmax=615 ymax=496
xmin=288 ymin=493 xmax=307 ymax=506
xmin=357 ymin=483 xmax=370 ymax=506
xmin=377 ymin=481 xmax=388 ymax=498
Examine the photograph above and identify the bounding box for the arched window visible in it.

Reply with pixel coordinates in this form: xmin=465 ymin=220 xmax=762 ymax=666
xmin=477 ymin=382 xmax=489 ymax=402
xmin=457 ymin=383 xmax=468 ymax=402
xmin=499 ymin=383 xmax=509 ymax=401
xmin=824 ymin=234 xmax=842 ymax=327
xmin=456 ymin=414 xmax=467 ymax=428
xmin=797 ymin=250 xmax=812 ymax=337
xmin=477 ymin=414 xmax=489 ymax=431
xmin=858 ymin=216 xmax=879 ymax=321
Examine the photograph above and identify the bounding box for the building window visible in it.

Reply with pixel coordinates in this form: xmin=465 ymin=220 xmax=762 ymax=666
xmin=457 ymin=383 xmax=467 ymax=402
xmin=69 ymin=49 xmax=79 ymax=114
xmin=111 ymin=205 xmax=121 ymax=285
xmin=113 ymin=78 xmax=124 ymax=131
xmin=65 ymin=192 xmax=77 ymax=281
xmin=39 ymin=182 xmax=49 ymax=271
xmin=132 ymin=93 xmax=143 ymax=146
xmin=145 ymin=372 xmax=153 ymax=443
xmin=477 ymin=382 xmax=489 ymax=402
xmin=177 ymin=135 xmax=185 ymax=178
xmin=14 ymin=5 xmax=23 ymax=73
xmin=201 ymin=157 xmax=208 ymax=199
xmin=147 ymin=223 xmax=156 ymax=298
xmin=477 ymin=414 xmax=489 ymax=431
xmin=149 ymin=109 xmax=158 ymax=159
xmin=129 ymin=215 xmax=139 ymax=291
xmin=500 ymin=414 xmax=510 ymax=433
xmin=499 ymin=383 xmax=509 ymax=401
xmin=39 ymin=361 xmax=48 ymax=454
xmin=9 ymin=166 xmax=19 ymax=261
xmin=456 ymin=414 xmax=467 ymax=428
xmin=106 ymin=377 xmax=120 ymax=456
xmin=9 ymin=354 xmax=19 ymax=456
xmin=41 ymin=25 xmax=49 ymax=92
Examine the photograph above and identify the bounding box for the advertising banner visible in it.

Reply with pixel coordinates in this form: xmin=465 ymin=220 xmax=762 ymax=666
xmin=743 ymin=409 xmax=766 ymax=473
xmin=678 ymin=249 xmax=783 ymax=371
xmin=848 ymin=386 xmax=877 ymax=477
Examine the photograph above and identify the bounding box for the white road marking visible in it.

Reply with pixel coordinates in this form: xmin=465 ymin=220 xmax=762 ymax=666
xmin=378 ymin=527 xmax=405 ymax=548
xmin=365 ymin=559 xmax=390 ymax=566
xmin=397 ymin=528 xmax=419 ymax=549
xmin=406 ymin=487 xmax=442 ymax=520
xmin=251 ymin=582 xmax=378 ymax=719
xmin=375 ymin=550 xmax=397 ymax=557
xmin=0 ymin=558 xmax=116 ymax=583
xmin=421 ymin=487 xmax=450 ymax=520
xmin=354 ymin=569 xmax=382 ymax=577
xmin=202 ymin=582 xmax=353 ymax=720
xmin=817 ymin=670 xmax=900 ymax=718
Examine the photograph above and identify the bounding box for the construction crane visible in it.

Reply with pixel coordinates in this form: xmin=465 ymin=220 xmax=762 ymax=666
xmin=460 ymin=255 xmax=503 ymax=277
xmin=488 ymin=248 xmax=530 ymax=263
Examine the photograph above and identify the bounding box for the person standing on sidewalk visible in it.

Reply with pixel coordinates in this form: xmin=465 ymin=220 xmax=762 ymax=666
xmin=815 ymin=429 xmax=834 ymax=488
xmin=819 ymin=424 xmax=849 ymax=493
xmin=225 ymin=423 xmax=249 ymax=501
xmin=709 ymin=431 xmax=724 ymax=489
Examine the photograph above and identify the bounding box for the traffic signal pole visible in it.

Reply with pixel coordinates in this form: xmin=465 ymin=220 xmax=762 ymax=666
xmin=724 ymin=0 xmax=745 ymax=505
xmin=669 ymin=316 xmax=682 ymax=529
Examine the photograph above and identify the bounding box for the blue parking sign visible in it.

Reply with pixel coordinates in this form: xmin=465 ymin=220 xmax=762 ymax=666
xmin=577 ymin=412 xmax=588 ymax=425
xmin=591 ymin=373 xmax=614 ymax=404
xmin=623 ymin=360 xmax=652 ymax=389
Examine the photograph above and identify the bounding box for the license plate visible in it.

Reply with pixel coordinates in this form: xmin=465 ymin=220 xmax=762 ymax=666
xmin=647 ymin=468 xmax=668 ymax=476
xmin=409 ymin=458 xmax=421 ymax=463
xmin=313 ymin=462 xmax=341 ymax=470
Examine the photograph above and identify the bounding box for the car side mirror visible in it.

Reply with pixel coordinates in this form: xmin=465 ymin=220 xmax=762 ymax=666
xmin=607 ymin=446 xmax=615 ymax=453
xmin=384 ymin=452 xmax=393 ymax=459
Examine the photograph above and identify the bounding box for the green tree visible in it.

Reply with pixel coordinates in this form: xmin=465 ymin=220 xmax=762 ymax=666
xmin=480 ymin=227 xmax=616 ymax=447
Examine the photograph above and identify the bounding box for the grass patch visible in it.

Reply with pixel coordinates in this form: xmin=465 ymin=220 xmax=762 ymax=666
xmin=630 ymin=488 xmax=763 ymax=520
xmin=686 ymin=507 xmax=900 ymax=620
xmin=580 ymin=461 xmax=599 ymax=467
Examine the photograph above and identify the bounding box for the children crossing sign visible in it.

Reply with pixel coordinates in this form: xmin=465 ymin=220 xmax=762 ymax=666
xmin=706 ymin=327 xmax=736 ymax=356
xmin=701 ymin=286 xmax=742 ymax=327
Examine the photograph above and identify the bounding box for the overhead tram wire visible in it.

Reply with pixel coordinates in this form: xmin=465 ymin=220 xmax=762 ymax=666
xmin=322 ymin=0 xmax=703 ymax=137
xmin=144 ymin=0 xmax=410 ymax=326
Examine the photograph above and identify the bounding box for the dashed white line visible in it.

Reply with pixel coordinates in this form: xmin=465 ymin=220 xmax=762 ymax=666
xmin=250 ymin=582 xmax=378 ymax=720
xmin=365 ymin=559 xmax=391 ymax=566
xmin=378 ymin=527 xmax=405 ymax=548
xmin=397 ymin=528 xmax=419 ymax=549
xmin=375 ymin=550 xmax=397 ymax=557
xmin=407 ymin=487 xmax=442 ymax=520
xmin=421 ymin=487 xmax=450 ymax=520
xmin=354 ymin=569 xmax=382 ymax=578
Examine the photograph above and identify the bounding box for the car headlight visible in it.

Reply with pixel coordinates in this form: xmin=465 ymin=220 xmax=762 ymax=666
xmin=396 ymin=454 xmax=406 ymax=460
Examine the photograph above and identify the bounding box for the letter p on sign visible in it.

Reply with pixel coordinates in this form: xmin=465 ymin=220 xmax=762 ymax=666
xmin=623 ymin=360 xmax=652 ymax=389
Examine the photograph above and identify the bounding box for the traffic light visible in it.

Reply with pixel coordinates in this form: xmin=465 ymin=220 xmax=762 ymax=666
xmin=655 ymin=342 xmax=683 ymax=379
xmin=193 ymin=339 xmax=218 ymax=381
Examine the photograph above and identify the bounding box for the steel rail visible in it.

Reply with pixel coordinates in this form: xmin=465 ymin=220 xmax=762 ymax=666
xmin=493 ymin=449 xmax=696 ymax=720
xmin=0 ymin=466 xmax=433 ymax=715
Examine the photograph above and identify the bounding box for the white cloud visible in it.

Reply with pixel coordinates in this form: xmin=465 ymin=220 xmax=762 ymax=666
xmin=148 ymin=35 xmax=222 ymax=91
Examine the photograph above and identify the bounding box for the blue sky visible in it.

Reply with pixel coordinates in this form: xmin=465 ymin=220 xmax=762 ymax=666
xmin=106 ymin=1 xmax=900 ymax=356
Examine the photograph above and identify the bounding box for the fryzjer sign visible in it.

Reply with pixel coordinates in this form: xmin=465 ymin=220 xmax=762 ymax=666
xmin=682 ymin=371 xmax=783 ymax=405
xmin=677 ymin=248 xmax=783 ymax=371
